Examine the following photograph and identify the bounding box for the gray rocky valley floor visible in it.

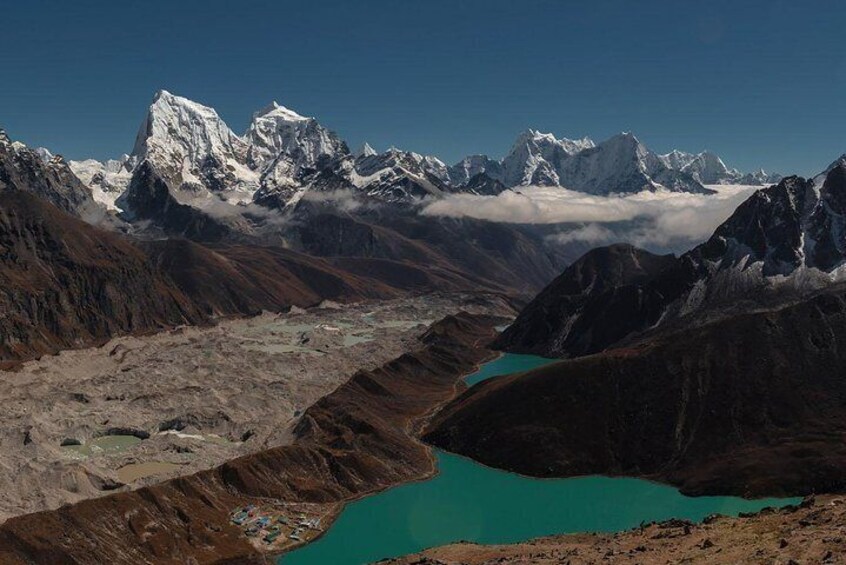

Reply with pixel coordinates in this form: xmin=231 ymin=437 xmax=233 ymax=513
xmin=0 ymin=292 xmax=512 ymax=522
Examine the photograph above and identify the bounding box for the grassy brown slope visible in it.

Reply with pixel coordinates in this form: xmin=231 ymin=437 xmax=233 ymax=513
xmin=295 ymin=208 xmax=564 ymax=298
xmin=426 ymin=287 xmax=846 ymax=498
xmin=0 ymin=192 xmax=500 ymax=367
xmin=0 ymin=192 xmax=206 ymax=364
xmin=0 ymin=313 xmax=499 ymax=564
xmin=144 ymin=238 xmax=403 ymax=316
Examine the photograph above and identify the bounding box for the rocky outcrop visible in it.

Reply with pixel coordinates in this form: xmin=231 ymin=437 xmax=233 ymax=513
xmin=118 ymin=160 xmax=236 ymax=240
xmin=462 ymin=172 xmax=508 ymax=196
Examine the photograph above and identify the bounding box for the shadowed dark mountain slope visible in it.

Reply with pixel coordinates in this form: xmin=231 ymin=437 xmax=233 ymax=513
xmin=428 ymin=284 xmax=846 ymax=498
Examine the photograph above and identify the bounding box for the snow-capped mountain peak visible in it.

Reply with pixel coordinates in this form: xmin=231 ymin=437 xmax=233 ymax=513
xmin=62 ymin=90 xmax=787 ymax=216
xmin=815 ymin=154 xmax=846 ymax=187
xmin=253 ymin=101 xmax=309 ymax=122
xmin=499 ymin=129 xmax=598 ymax=187
xmin=34 ymin=147 xmax=55 ymax=163
xmin=602 ymin=131 xmax=646 ymax=155
xmin=134 ymin=90 xmax=246 ymax=159
xmin=354 ymin=142 xmax=377 ymax=158
xmin=68 ymin=155 xmax=132 ymax=211
xmin=516 ymin=129 xmax=595 ymax=154
xmin=245 ymin=99 xmax=349 ymax=191
xmin=657 ymin=148 xmax=782 ymax=186
xmin=447 ymin=154 xmax=503 ymax=186
xmin=130 ymin=90 xmax=257 ymax=201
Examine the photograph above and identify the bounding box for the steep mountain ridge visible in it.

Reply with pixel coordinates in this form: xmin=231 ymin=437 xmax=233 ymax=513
xmin=245 ymin=101 xmax=349 ymax=191
xmin=499 ymin=129 xmax=596 ymax=187
xmin=0 ymin=128 xmax=102 ymax=220
xmin=129 ymin=90 xmax=259 ymax=205
xmin=498 ymin=164 xmax=846 ymax=358
xmin=0 ymin=191 xmax=207 ymax=365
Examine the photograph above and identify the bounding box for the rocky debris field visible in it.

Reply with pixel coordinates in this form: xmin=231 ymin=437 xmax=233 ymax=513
xmin=0 ymin=292 xmax=513 ymax=522
xmin=384 ymin=495 xmax=846 ymax=564
xmin=0 ymin=309 xmax=504 ymax=564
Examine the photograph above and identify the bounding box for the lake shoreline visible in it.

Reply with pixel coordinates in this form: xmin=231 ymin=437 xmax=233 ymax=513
xmin=280 ymin=353 xmax=799 ymax=565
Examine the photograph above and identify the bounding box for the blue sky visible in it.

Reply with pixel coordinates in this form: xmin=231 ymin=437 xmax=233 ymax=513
xmin=2 ymin=0 xmax=844 ymax=175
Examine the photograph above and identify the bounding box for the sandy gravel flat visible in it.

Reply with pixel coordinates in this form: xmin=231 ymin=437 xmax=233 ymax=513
xmin=0 ymin=292 xmax=512 ymax=522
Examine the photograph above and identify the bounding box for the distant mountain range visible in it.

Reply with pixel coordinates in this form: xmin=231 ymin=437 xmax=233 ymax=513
xmin=54 ymin=91 xmax=781 ymax=225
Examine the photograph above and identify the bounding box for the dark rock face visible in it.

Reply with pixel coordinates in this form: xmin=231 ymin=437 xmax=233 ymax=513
xmin=495 ymin=244 xmax=676 ymax=357
xmin=428 ymin=285 xmax=846 ymax=498
xmin=808 ymin=165 xmax=846 ymax=271
xmin=498 ymin=166 xmax=846 ymax=358
xmin=118 ymin=160 xmax=233 ymax=241
xmin=702 ymin=177 xmax=813 ymax=275
xmin=462 ymin=172 xmax=509 ymax=196
xmin=0 ymin=191 xmax=207 ymax=365
xmin=0 ymin=129 xmax=99 ymax=218
xmin=695 ymin=166 xmax=846 ymax=275
xmin=292 ymin=204 xmax=567 ymax=297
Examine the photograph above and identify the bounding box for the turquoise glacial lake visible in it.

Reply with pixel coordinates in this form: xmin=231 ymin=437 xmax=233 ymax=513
xmin=281 ymin=353 xmax=799 ymax=565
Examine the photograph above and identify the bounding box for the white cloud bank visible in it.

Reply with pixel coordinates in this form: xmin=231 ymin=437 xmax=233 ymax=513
xmin=421 ymin=185 xmax=760 ymax=252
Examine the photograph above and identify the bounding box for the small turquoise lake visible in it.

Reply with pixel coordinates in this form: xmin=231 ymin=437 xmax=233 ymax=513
xmin=463 ymin=352 xmax=556 ymax=386
xmin=281 ymin=353 xmax=800 ymax=565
